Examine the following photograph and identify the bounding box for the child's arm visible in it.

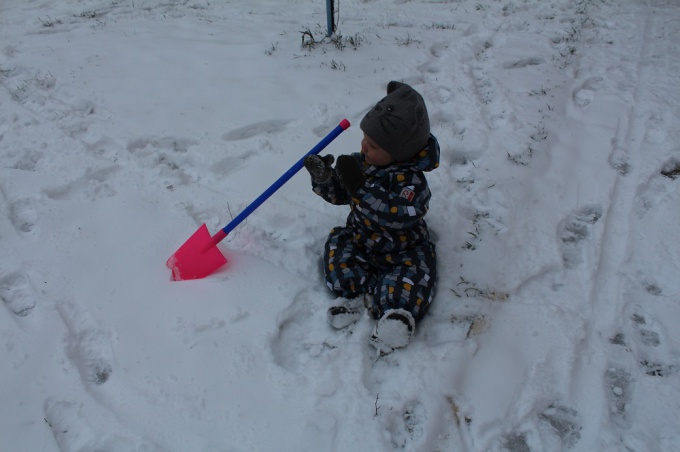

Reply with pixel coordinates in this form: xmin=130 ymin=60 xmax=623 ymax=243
xmin=304 ymin=154 xmax=351 ymax=205
xmin=335 ymin=155 xmax=365 ymax=195
xmin=311 ymin=172 xmax=351 ymax=205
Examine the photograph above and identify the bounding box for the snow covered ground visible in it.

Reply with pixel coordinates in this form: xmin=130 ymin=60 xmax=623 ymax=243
xmin=1 ymin=0 xmax=679 ymax=450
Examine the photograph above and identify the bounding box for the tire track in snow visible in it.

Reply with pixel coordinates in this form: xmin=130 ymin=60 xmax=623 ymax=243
xmin=571 ymin=4 xmax=665 ymax=447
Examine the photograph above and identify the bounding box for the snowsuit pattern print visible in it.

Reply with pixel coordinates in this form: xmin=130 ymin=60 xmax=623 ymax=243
xmin=312 ymin=136 xmax=440 ymax=322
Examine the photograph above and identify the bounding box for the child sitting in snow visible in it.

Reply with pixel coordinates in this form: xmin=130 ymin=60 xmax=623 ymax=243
xmin=304 ymin=81 xmax=439 ymax=354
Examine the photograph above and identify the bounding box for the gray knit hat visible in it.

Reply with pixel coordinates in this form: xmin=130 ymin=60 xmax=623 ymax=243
xmin=360 ymin=81 xmax=430 ymax=162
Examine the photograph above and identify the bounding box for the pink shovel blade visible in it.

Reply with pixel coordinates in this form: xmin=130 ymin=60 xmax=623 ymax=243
xmin=166 ymin=224 xmax=228 ymax=281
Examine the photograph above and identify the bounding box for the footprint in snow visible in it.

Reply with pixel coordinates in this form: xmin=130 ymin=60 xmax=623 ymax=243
xmin=127 ymin=136 xmax=197 ymax=154
xmin=502 ymin=432 xmax=531 ymax=452
xmin=172 ymin=201 xmax=224 ymax=231
xmin=635 ymin=157 xmax=680 ymax=216
xmin=44 ymin=398 xmax=159 ymax=451
xmin=496 ymin=404 xmax=582 ymax=451
xmin=644 ymin=112 xmax=668 ymax=145
xmin=56 ymin=301 xmax=115 ymax=385
xmin=472 ymin=66 xmax=513 ymax=130
xmin=82 ymin=135 xmax=123 ymax=161
xmin=8 ymin=149 xmax=44 ymax=172
xmin=558 ymin=204 xmax=603 ymax=269
xmin=270 ymin=289 xmax=353 ymax=372
xmin=660 ymin=158 xmax=680 ymax=181
xmin=44 ymin=399 xmax=96 ymax=452
xmin=221 ymin=119 xmax=291 ymax=141
xmin=429 ymin=41 xmax=449 ymax=58
xmin=127 ymin=136 xmax=198 ymax=185
xmin=572 ymin=76 xmax=604 ymax=108
xmin=4 ymin=66 xmax=96 ymax=127
xmin=5 ymin=67 xmax=56 ymax=107
xmin=538 ymin=404 xmax=582 ymax=449
xmin=503 ymin=57 xmax=545 ymax=70
xmin=630 ymin=308 xmax=661 ymax=347
xmin=448 ymin=313 xmax=489 ymax=340
xmin=418 ymin=59 xmax=441 ymax=75
xmin=9 ymin=197 xmax=38 ymax=233
xmin=0 ymin=270 xmax=36 ymax=317
xmin=386 ymin=399 xmax=428 ymax=449
xmin=608 ymin=145 xmax=632 ymax=176
xmin=629 ymin=306 xmax=678 ymax=377
xmin=604 ymin=366 xmax=634 ymax=430
xmin=210 ymin=148 xmax=256 ymax=178
xmin=43 ymin=166 xmax=118 ymax=201
xmin=431 ymin=86 xmax=453 ymax=104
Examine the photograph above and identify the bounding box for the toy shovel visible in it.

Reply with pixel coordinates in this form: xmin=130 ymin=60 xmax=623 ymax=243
xmin=167 ymin=119 xmax=350 ymax=281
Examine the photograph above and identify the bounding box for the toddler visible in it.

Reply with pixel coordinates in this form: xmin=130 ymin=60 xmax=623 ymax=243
xmin=304 ymin=81 xmax=439 ymax=353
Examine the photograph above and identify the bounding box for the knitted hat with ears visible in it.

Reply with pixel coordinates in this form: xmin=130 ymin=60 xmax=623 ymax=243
xmin=359 ymin=81 xmax=430 ymax=162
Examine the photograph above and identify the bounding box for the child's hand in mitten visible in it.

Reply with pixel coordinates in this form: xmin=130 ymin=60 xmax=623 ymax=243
xmin=304 ymin=154 xmax=335 ymax=184
xmin=336 ymin=155 xmax=365 ymax=195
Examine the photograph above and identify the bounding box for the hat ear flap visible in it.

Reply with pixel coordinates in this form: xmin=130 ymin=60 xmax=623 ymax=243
xmin=387 ymin=80 xmax=406 ymax=94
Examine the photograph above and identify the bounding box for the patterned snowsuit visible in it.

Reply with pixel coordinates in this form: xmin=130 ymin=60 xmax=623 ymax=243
xmin=311 ymin=135 xmax=440 ymax=322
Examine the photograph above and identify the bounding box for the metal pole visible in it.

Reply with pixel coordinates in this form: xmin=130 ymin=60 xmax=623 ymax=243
xmin=326 ymin=0 xmax=333 ymax=37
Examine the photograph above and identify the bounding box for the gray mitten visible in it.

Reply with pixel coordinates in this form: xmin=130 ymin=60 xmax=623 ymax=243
xmin=304 ymin=154 xmax=335 ymax=184
xmin=336 ymin=155 xmax=365 ymax=195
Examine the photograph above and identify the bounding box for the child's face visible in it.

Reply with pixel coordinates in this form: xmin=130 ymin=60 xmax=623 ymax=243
xmin=361 ymin=133 xmax=394 ymax=166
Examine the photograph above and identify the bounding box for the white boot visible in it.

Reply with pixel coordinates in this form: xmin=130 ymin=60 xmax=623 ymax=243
xmin=369 ymin=309 xmax=415 ymax=354
xmin=327 ymin=297 xmax=363 ymax=329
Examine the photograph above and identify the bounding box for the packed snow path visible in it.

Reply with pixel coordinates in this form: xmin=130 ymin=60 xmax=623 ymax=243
xmin=1 ymin=0 xmax=679 ymax=451
xmin=566 ymin=4 xmax=680 ymax=449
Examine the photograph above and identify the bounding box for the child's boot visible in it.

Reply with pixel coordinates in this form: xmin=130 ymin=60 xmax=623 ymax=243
xmin=369 ymin=308 xmax=415 ymax=354
xmin=327 ymin=297 xmax=363 ymax=329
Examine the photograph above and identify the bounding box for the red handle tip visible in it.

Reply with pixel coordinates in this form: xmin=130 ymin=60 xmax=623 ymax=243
xmin=339 ymin=119 xmax=351 ymax=130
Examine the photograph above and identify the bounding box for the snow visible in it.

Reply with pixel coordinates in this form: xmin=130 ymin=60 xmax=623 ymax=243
xmin=1 ymin=0 xmax=679 ymax=450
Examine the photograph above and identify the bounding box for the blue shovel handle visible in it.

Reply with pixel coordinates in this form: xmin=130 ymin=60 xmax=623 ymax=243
xmin=212 ymin=119 xmax=351 ymax=244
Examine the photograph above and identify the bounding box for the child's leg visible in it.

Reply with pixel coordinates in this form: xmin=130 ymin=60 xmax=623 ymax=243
xmin=372 ymin=243 xmax=437 ymax=322
xmin=324 ymin=227 xmax=375 ymax=298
